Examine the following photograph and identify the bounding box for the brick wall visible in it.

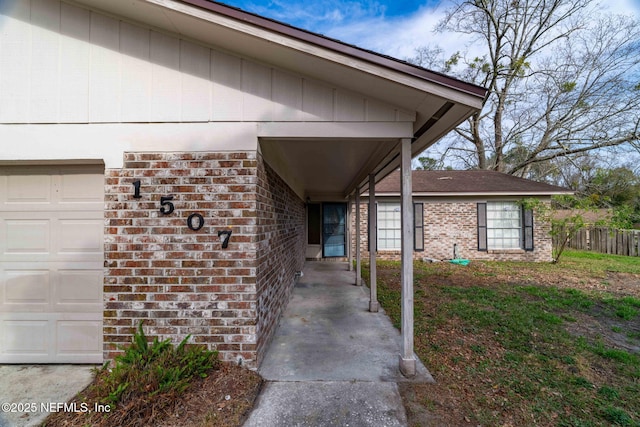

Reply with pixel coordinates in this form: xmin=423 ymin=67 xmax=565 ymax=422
xmin=104 ymin=151 xmax=260 ymax=367
xmin=255 ymin=156 xmax=306 ymax=366
xmin=351 ymin=198 xmax=552 ymax=263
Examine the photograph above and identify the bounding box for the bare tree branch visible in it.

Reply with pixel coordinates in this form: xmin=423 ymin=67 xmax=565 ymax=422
xmin=415 ymin=0 xmax=640 ymax=176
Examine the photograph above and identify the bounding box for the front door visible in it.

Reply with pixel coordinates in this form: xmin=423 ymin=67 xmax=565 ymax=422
xmin=322 ymin=203 xmax=347 ymax=257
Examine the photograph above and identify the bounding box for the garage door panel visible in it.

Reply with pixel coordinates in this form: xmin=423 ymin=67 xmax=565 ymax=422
xmin=3 ymin=270 xmax=51 ymax=311
xmin=5 ymin=219 xmax=51 ymax=254
xmin=57 ymin=321 xmax=102 ymax=356
xmin=0 ymin=166 xmax=104 ymax=364
xmin=56 ymin=269 xmax=103 ymax=311
xmin=58 ymin=219 xmax=104 ymax=255
xmin=1 ymin=320 xmax=51 ymax=356
xmin=5 ymin=174 xmax=52 ymax=204
xmin=60 ymin=173 xmax=104 ymax=203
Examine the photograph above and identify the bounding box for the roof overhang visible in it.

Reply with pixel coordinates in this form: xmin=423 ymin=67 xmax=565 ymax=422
xmin=66 ymin=0 xmax=487 ymax=198
xmin=367 ymin=191 xmax=574 ymax=197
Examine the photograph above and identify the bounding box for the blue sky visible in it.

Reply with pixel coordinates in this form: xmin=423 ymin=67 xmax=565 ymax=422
xmin=219 ymin=0 xmax=640 ymax=62
xmin=218 ymin=0 xmax=447 ymax=60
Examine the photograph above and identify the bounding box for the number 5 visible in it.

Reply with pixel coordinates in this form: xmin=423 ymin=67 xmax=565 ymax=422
xmin=160 ymin=196 xmax=175 ymax=215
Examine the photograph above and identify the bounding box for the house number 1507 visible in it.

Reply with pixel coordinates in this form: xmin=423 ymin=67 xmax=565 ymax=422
xmin=132 ymin=180 xmax=232 ymax=248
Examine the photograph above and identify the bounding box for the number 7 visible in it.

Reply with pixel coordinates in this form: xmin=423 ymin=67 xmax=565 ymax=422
xmin=218 ymin=230 xmax=232 ymax=249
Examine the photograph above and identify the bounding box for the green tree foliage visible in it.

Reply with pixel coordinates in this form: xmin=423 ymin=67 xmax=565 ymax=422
xmin=523 ymin=196 xmax=609 ymax=263
xmin=414 ymin=156 xmax=454 ymax=170
xmin=584 ymin=167 xmax=640 ymax=209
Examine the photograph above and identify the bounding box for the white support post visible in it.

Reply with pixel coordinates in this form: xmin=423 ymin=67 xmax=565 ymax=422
xmin=399 ymin=137 xmax=416 ymax=377
xmin=355 ymin=191 xmax=362 ymax=286
xmin=368 ymin=173 xmax=379 ymax=312
xmin=347 ymin=197 xmax=353 ymax=271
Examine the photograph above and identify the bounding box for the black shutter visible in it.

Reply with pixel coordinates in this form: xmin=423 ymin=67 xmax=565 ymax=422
xmin=477 ymin=203 xmax=487 ymax=251
xmin=414 ymin=203 xmax=424 ymax=252
xmin=367 ymin=202 xmax=377 ymax=252
xmin=523 ymin=207 xmax=534 ymax=251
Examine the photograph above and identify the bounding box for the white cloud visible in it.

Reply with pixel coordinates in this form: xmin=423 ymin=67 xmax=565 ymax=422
xmin=316 ymin=0 xmax=640 ymax=63
xmin=314 ymin=4 xmax=484 ymax=64
xmin=236 ymin=0 xmax=639 ymax=67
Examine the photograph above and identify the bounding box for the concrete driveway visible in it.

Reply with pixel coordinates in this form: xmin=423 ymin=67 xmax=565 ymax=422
xmin=0 ymin=365 xmax=96 ymax=427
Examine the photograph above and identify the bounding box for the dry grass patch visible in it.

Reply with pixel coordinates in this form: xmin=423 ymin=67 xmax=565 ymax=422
xmin=365 ymin=252 xmax=640 ymax=426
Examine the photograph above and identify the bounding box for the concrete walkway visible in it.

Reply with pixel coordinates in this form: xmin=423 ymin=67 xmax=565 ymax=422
xmin=244 ymin=261 xmax=433 ymax=427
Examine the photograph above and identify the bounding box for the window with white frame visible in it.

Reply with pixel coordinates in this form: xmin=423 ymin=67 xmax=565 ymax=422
xmin=377 ymin=202 xmax=401 ymax=250
xmin=486 ymin=201 xmax=522 ymax=249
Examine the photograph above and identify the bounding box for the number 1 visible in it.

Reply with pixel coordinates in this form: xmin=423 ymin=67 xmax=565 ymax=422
xmin=132 ymin=180 xmax=142 ymax=199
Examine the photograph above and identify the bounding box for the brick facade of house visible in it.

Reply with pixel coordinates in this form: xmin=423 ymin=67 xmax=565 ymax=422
xmin=351 ymin=199 xmax=553 ymax=263
xmin=104 ymin=151 xmax=304 ymax=368
xmin=255 ymin=156 xmax=306 ymax=366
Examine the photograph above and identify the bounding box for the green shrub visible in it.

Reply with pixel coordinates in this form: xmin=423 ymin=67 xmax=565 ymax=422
xmin=98 ymin=322 xmax=219 ymax=407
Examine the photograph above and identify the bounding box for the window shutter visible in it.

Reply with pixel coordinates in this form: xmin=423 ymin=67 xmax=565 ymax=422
xmin=367 ymin=203 xmax=377 ymax=252
xmin=477 ymin=203 xmax=487 ymax=251
xmin=414 ymin=203 xmax=424 ymax=252
xmin=523 ymin=207 xmax=534 ymax=251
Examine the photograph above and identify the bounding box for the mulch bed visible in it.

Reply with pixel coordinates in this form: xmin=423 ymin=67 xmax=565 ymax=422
xmin=43 ymin=363 xmax=263 ymax=427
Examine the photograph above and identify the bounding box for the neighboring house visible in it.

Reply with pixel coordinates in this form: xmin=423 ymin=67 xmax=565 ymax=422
xmin=552 ymin=209 xmax=613 ymax=225
xmin=0 ymin=0 xmax=487 ymax=368
xmin=350 ymin=170 xmax=571 ymax=262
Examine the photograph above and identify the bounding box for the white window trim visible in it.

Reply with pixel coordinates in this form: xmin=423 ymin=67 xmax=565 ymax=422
xmin=486 ymin=201 xmax=523 ymax=250
xmin=377 ymin=201 xmax=402 ymax=251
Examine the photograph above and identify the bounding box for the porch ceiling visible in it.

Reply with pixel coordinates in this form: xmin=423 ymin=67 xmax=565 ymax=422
xmin=259 ymin=138 xmax=400 ymax=201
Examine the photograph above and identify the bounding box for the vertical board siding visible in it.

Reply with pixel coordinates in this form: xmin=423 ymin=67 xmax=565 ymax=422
xmin=301 ymin=79 xmax=334 ymax=121
xmin=180 ymin=40 xmax=210 ymax=122
xmin=211 ymin=50 xmax=243 ymax=120
xmin=272 ymin=69 xmax=303 ymax=121
xmin=0 ymin=0 xmax=413 ymax=124
xmin=336 ymin=90 xmax=365 ymax=122
xmin=59 ymin=2 xmax=90 ymax=122
xmin=241 ymin=60 xmax=272 ymax=121
xmin=120 ymin=22 xmax=151 ymax=122
xmin=30 ymin=0 xmax=60 ymax=123
xmin=150 ymin=31 xmax=180 ymax=122
xmin=0 ymin=0 xmax=31 ymax=122
xmin=89 ymin=12 xmax=120 ymax=122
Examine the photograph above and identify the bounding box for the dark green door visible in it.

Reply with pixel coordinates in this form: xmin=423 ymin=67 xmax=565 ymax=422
xmin=322 ymin=203 xmax=347 ymax=257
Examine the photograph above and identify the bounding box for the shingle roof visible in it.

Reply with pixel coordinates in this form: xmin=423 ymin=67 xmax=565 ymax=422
xmin=374 ymin=170 xmax=572 ymax=195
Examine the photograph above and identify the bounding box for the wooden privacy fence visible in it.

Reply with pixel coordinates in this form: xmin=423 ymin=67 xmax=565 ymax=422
xmin=559 ymin=227 xmax=640 ymax=256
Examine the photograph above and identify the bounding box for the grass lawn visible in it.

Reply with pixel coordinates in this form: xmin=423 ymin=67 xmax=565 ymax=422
xmin=364 ymin=250 xmax=640 ymax=426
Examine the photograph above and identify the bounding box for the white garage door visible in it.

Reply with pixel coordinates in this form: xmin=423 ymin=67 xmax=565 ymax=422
xmin=0 ymin=165 xmax=104 ymax=363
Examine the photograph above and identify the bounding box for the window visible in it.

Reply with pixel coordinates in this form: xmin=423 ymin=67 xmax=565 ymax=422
xmin=376 ymin=202 xmax=425 ymax=251
xmin=477 ymin=201 xmax=534 ymax=251
xmin=486 ymin=201 xmax=522 ymax=249
xmin=377 ymin=202 xmax=401 ymax=250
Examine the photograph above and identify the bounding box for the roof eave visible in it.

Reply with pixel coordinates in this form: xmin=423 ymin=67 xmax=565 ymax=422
xmin=179 ymin=0 xmax=487 ymax=100
xmin=364 ymin=191 xmax=574 ymax=197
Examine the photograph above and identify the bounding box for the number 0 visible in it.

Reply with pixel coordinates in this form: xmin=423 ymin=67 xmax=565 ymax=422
xmin=187 ymin=213 xmax=204 ymax=231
